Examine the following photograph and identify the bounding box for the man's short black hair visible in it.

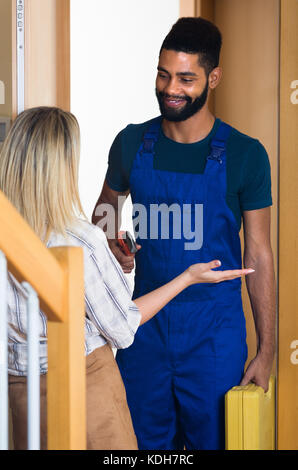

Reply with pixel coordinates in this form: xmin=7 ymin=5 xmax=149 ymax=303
xmin=160 ymin=17 xmax=222 ymax=76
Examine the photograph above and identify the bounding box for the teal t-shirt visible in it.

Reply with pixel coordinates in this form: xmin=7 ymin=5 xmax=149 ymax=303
xmin=105 ymin=117 xmax=272 ymax=230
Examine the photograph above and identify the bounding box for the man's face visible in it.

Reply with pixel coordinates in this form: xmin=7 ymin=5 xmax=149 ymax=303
xmin=155 ymin=49 xmax=209 ymax=122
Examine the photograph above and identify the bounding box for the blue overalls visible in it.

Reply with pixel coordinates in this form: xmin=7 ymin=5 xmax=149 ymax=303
xmin=116 ymin=117 xmax=247 ymax=450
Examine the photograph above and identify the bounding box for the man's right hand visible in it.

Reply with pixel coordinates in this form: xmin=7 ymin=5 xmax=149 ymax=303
xmin=108 ymin=239 xmax=141 ymax=273
xmin=92 ymin=180 xmax=134 ymax=272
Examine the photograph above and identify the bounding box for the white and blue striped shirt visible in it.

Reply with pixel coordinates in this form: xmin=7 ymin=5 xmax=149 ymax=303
xmin=7 ymin=219 xmax=141 ymax=376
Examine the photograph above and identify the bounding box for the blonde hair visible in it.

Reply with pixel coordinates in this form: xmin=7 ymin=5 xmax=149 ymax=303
xmin=0 ymin=106 xmax=85 ymax=241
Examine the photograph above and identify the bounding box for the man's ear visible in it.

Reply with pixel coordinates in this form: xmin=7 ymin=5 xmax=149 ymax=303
xmin=208 ymin=67 xmax=222 ymax=90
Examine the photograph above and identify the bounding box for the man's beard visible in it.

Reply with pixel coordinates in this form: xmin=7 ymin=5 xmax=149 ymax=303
xmin=155 ymin=79 xmax=209 ymax=122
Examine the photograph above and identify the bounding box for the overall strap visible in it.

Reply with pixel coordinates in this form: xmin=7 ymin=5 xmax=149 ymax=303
xmin=207 ymin=121 xmax=232 ymax=164
xmin=140 ymin=116 xmax=162 ymax=156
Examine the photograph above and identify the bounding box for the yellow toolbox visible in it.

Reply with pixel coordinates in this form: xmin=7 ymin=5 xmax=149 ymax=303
xmin=225 ymin=376 xmax=275 ymax=450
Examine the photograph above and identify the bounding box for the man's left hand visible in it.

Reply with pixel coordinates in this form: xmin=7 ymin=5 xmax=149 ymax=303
xmin=240 ymin=352 xmax=274 ymax=392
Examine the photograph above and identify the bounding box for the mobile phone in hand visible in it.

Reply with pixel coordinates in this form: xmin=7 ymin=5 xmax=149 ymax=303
xmin=117 ymin=231 xmax=137 ymax=256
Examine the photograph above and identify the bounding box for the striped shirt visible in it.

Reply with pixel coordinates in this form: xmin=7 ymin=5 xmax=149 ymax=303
xmin=7 ymin=219 xmax=141 ymax=376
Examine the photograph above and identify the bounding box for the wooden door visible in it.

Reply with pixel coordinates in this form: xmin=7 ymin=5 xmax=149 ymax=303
xmin=0 ymin=0 xmax=70 ymax=119
xmin=180 ymin=0 xmax=298 ymax=450
xmin=180 ymin=0 xmax=279 ymax=385
xmin=23 ymin=0 xmax=70 ymax=112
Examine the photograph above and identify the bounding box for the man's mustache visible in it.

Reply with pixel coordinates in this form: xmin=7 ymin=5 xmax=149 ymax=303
xmin=157 ymin=91 xmax=192 ymax=103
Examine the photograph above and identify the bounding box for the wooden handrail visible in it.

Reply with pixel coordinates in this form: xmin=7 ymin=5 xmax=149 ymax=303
xmin=48 ymin=247 xmax=86 ymax=450
xmin=0 ymin=189 xmax=86 ymax=449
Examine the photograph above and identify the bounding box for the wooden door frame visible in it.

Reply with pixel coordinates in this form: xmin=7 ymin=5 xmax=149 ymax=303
xmin=12 ymin=0 xmax=70 ymax=117
xmin=277 ymin=0 xmax=298 ymax=451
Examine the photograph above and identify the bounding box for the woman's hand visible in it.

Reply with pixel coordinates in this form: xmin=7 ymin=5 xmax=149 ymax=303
xmin=186 ymin=260 xmax=254 ymax=285
xmin=135 ymin=259 xmax=254 ymax=325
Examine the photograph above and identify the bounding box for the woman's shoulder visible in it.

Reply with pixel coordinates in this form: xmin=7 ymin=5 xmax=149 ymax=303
xmin=67 ymin=218 xmax=107 ymax=246
xmin=48 ymin=218 xmax=107 ymax=253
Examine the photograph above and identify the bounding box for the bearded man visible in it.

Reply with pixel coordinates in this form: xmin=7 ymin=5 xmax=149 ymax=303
xmin=92 ymin=17 xmax=276 ymax=450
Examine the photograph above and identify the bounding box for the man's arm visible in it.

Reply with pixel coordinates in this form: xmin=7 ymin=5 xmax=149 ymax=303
xmin=92 ymin=180 xmax=137 ymax=273
xmin=240 ymin=207 xmax=276 ymax=391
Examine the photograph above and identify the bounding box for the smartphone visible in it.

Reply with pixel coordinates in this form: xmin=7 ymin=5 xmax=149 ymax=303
xmin=117 ymin=231 xmax=137 ymax=255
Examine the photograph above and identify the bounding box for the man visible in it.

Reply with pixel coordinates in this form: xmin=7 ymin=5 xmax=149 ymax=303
xmin=92 ymin=17 xmax=276 ymax=450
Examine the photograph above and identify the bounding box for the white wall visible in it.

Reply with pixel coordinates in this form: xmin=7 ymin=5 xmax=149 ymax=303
xmin=70 ymin=0 xmax=180 ymax=224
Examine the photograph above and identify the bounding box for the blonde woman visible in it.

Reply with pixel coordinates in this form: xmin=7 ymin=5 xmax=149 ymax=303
xmin=0 ymin=107 xmax=253 ymax=450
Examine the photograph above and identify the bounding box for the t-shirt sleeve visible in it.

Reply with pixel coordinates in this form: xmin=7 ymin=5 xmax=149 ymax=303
xmin=105 ymin=129 xmax=130 ymax=192
xmin=239 ymin=140 xmax=273 ymax=212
